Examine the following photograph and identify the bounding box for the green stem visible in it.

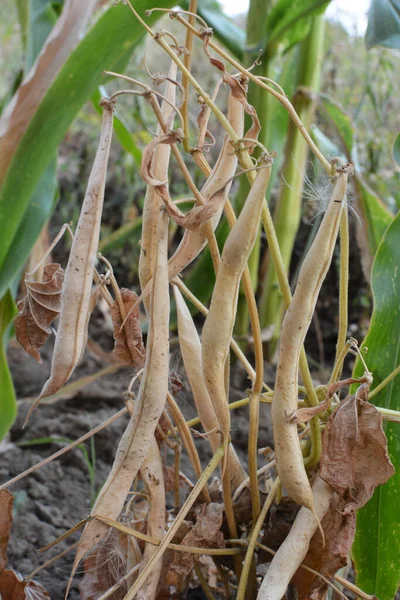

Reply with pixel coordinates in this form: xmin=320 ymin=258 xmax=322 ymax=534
xmin=234 ymin=0 xmax=273 ymax=343
xmin=369 ymin=365 xmax=400 ymax=401
xmin=259 ymin=16 xmax=326 ymax=359
xmin=335 ymin=208 xmax=349 ymax=376
xmin=236 ymin=478 xmax=280 ymax=600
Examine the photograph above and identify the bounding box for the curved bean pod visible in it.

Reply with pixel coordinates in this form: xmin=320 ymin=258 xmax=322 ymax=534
xmin=139 ymin=62 xmax=177 ymax=312
xmin=256 ymin=476 xmax=333 ymax=600
xmin=201 ymin=154 xmax=273 ymax=476
xmin=26 ymin=99 xmax=114 ymax=422
xmin=272 ymin=165 xmax=352 ymax=510
xmin=167 ymin=88 xmax=244 ymax=280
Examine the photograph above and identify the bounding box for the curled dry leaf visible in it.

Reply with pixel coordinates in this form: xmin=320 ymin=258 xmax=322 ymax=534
xmin=110 ymin=288 xmax=145 ymax=369
xmin=292 ymin=396 xmax=394 ymax=600
xmin=288 ymin=395 xmax=331 ymax=424
xmin=171 ymin=503 xmax=225 ymax=578
xmin=320 ymin=395 xmax=395 ymax=508
xmin=0 ymin=571 xmax=50 ymax=600
xmin=0 ymin=490 xmax=50 ymax=600
xmin=14 ymin=264 xmax=64 ymax=363
xmin=202 ymin=35 xmax=260 ymax=151
xmin=0 ymin=489 xmax=13 ymax=573
xmin=140 ymin=129 xmax=183 ymax=193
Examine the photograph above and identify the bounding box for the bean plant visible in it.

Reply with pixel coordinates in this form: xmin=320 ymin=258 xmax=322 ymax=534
xmin=1 ymin=2 xmax=400 ymax=600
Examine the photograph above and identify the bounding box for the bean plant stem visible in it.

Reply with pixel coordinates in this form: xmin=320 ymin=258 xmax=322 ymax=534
xmin=182 ymin=0 xmax=198 ymax=151
xmin=236 ymin=477 xmax=280 ymax=600
xmin=335 ymin=208 xmax=349 ymax=378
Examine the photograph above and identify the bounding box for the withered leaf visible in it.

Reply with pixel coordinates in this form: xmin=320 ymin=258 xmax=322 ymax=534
xmin=79 ymin=528 xmax=130 ymax=600
xmin=288 ymin=396 xmax=331 ymax=424
xmin=320 ymin=395 xmax=394 ymax=508
xmin=110 ymin=288 xmax=145 ymax=369
xmin=293 ymin=396 xmax=394 ymax=600
xmin=14 ymin=264 xmax=64 ymax=363
xmin=0 ymin=490 xmax=13 ymax=574
xmin=0 ymin=570 xmax=50 ymax=600
xmin=171 ymin=503 xmax=225 ymax=577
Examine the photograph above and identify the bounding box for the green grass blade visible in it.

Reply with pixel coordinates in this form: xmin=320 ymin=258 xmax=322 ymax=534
xmin=0 ymin=290 xmax=18 ymax=439
xmin=351 ymin=210 xmax=400 ymax=600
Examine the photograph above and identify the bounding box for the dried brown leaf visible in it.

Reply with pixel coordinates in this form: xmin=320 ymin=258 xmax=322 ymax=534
xmin=79 ymin=528 xmax=129 ymax=600
xmin=0 ymin=491 xmax=50 ymax=600
xmin=14 ymin=264 xmax=64 ymax=362
xmin=288 ymin=395 xmax=331 ymax=424
xmin=110 ymin=288 xmax=145 ymax=369
xmin=0 ymin=570 xmax=50 ymax=600
xmin=140 ymin=129 xmax=183 ymax=191
xmin=293 ymin=397 xmax=394 ymax=599
xmin=320 ymin=395 xmax=394 ymax=507
xmin=171 ymin=503 xmax=225 ymax=577
xmin=0 ymin=490 xmax=13 ymax=573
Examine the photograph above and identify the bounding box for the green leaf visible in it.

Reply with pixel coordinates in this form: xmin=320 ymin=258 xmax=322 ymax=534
xmin=393 ymin=132 xmax=400 ymax=167
xmin=26 ymin=0 xmax=58 ymax=71
xmin=310 ymin=124 xmax=346 ymax=162
xmin=0 ymin=158 xmax=58 ymax=299
xmin=0 ymin=0 xmax=175 ymax=276
xmin=15 ymin=0 xmax=29 ymax=53
xmin=180 ymin=0 xmax=245 ymax=59
xmin=365 ymin=0 xmax=400 ymax=50
xmin=351 ymin=209 xmax=400 ymax=600
xmin=265 ymin=0 xmax=331 ymax=55
xmin=319 ymin=93 xmax=393 ymax=261
xmin=0 ymin=290 xmax=18 ymax=440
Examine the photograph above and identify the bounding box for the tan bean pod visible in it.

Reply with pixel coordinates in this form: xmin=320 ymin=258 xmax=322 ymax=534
xmin=201 ymin=154 xmax=273 ymax=473
xmin=26 ymin=99 xmax=114 ymax=422
xmin=167 ymin=88 xmax=244 ymax=280
xmin=272 ymin=166 xmax=351 ymax=510
xmin=139 ymin=62 xmax=177 ymax=312
xmin=256 ymin=476 xmax=333 ymax=600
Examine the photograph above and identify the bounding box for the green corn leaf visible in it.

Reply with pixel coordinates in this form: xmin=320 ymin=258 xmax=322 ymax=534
xmin=0 ymin=290 xmax=18 ymax=440
xmin=365 ymin=0 xmax=400 ymax=50
xmin=25 ymin=0 xmax=59 ymax=71
xmin=351 ymin=209 xmax=400 ymax=600
xmin=393 ymin=132 xmax=400 ymax=167
xmin=265 ymin=0 xmax=331 ymax=56
xmin=0 ymin=0 xmax=175 ymax=277
xmin=0 ymin=158 xmax=58 ymax=299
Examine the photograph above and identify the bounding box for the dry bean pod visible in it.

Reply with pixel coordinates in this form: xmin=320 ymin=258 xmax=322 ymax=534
xmin=202 ymin=154 xmax=273 ymax=474
xmin=68 ymin=210 xmax=170 ymax=593
xmin=272 ymin=165 xmax=352 ymax=510
xmin=256 ymin=476 xmax=333 ymax=600
xmin=137 ymin=438 xmax=166 ymax=600
xmin=25 ymin=99 xmax=114 ymax=422
xmin=167 ymin=88 xmax=244 ymax=280
xmin=174 ymin=285 xmax=246 ymax=490
xmin=139 ymin=62 xmax=177 ymax=312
